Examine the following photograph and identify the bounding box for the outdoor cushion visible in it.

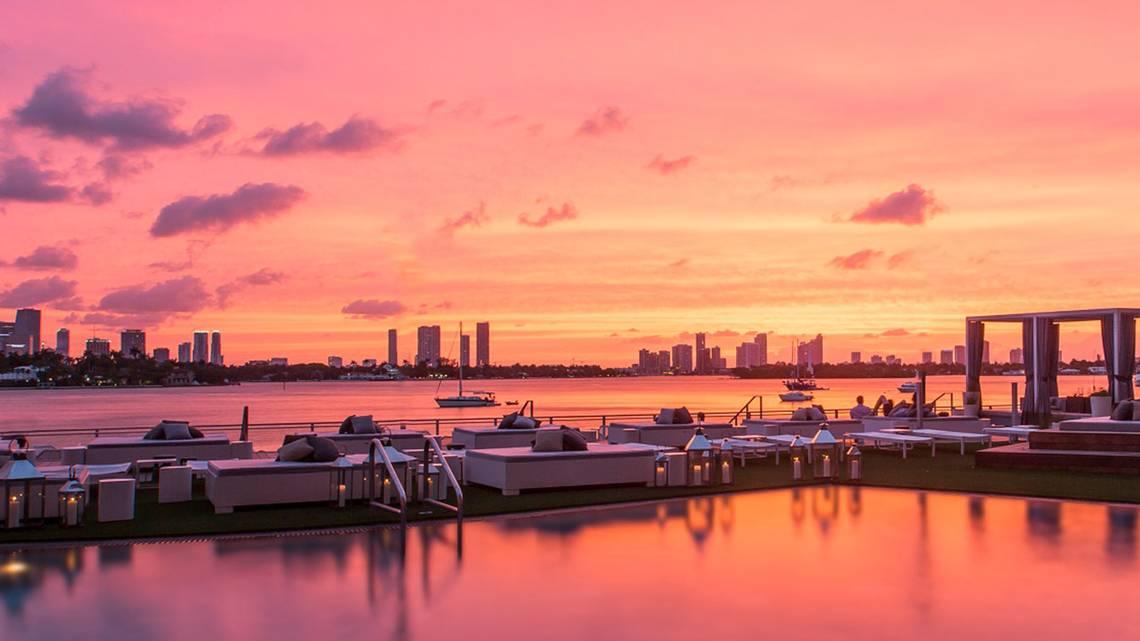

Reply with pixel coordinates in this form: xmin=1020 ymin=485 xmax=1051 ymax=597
xmin=143 ymin=425 xmax=166 ymax=440
xmin=498 ymin=412 xmax=519 ymax=429
xmin=307 ymin=436 xmax=340 ymax=462
xmin=791 ymin=408 xmax=811 ymax=421
xmin=561 ymin=428 xmax=589 ymax=451
xmin=532 ymin=430 xmax=563 ymax=452
xmin=655 ymin=408 xmax=675 ymax=425
xmin=163 ymin=422 xmax=192 ymax=440
xmin=277 ymin=439 xmax=314 ymax=462
xmin=338 ymin=415 xmax=356 ymax=434
xmin=1112 ymin=401 xmax=1133 ymax=421
xmin=188 ymin=426 xmax=204 ymax=438
xmin=807 ymin=407 xmax=827 ymax=421
xmin=673 ymin=407 xmax=694 ymax=424
xmin=513 ymin=415 xmax=539 ymax=429
xmin=351 ymin=415 xmax=378 ymax=434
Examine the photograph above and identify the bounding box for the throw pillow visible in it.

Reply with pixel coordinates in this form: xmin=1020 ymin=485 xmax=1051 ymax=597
xmin=143 ymin=424 xmax=166 ymax=440
xmin=561 ymin=427 xmax=589 ymax=451
xmin=655 ymin=408 xmax=675 ymax=425
xmin=307 ymin=436 xmax=340 ymax=462
xmin=498 ymin=412 xmax=519 ymax=430
xmin=162 ymin=421 xmax=192 ymax=440
xmin=513 ymin=415 xmax=539 ymax=429
xmin=532 ymin=429 xmax=563 ymax=452
xmin=339 ymin=415 xmax=356 ymax=434
xmin=277 ymin=439 xmax=314 ymax=462
xmin=351 ymin=415 xmax=377 ymax=434
xmin=188 ymin=426 xmax=204 ymax=439
xmin=673 ymin=407 xmax=694 ymax=424
xmin=1111 ymin=401 xmax=1132 ymax=421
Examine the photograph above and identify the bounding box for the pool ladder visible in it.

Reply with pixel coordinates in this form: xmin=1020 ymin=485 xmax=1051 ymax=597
xmin=366 ymin=437 xmax=464 ymax=532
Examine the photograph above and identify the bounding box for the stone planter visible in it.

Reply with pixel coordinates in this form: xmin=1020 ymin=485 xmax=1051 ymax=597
xmin=1090 ymin=395 xmax=1112 ymax=417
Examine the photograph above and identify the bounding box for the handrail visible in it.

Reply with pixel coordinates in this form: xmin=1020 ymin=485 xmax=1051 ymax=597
xmin=421 ymin=436 xmax=463 ymax=526
xmin=729 ymin=395 xmax=762 ymax=425
xmin=519 ymin=400 xmax=534 ymax=418
xmin=367 ymin=437 xmax=408 ymax=528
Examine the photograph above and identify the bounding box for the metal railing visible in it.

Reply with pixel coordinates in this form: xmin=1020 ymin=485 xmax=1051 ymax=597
xmin=420 ymin=436 xmax=463 ymax=526
xmin=367 ymin=438 xmax=408 ymax=528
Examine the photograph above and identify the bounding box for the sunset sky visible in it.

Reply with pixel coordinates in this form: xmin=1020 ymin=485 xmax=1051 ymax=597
xmin=2 ymin=2 xmax=1138 ymax=365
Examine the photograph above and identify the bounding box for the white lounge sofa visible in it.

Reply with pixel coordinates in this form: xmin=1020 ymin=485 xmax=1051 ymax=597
xmin=464 ymin=443 xmax=656 ymax=496
xmin=75 ymin=434 xmax=253 ymax=465
xmin=606 ymin=422 xmax=737 ymax=447
xmin=1057 ymin=416 xmax=1140 ymax=433
xmin=205 ymin=450 xmax=414 ymax=514
xmin=861 ymin=416 xmax=991 ymax=434
xmin=743 ymin=419 xmax=863 ymax=437
xmin=451 ymin=426 xmax=563 ymax=449
xmin=282 ymin=429 xmax=428 ymax=454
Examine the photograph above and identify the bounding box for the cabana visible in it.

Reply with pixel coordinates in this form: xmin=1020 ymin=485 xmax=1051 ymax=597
xmin=965 ymin=308 xmax=1138 ymax=427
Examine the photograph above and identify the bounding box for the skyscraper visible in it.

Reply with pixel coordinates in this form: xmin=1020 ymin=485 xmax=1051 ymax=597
xmin=387 ymin=328 xmax=398 ymax=365
xmin=1010 ymin=348 xmax=1024 ymax=364
xmin=940 ymin=349 xmax=954 ymax=365
xmin=85 ymin=337 xmax=111 ymax=356
xmin=14 ymin=308 xmax=41 ymax=354
xmin=953 ymin=344 xmax=966 ymax=365
xmin=460 ymin=334 xmax=471 ymax=368
xmin=56 ymin=328 xmax=70 ymax=358
xmin=328 ymin=356 xmax=344 ymax=368
xmin=177 ymin=342 xmax=192 ymax=363
xmin=850 ymin=351 xmax=862 ymax=364
xmin=694 ymin=332 xmax=709 ymax=373
xmin=796 ymin=334 xmax=824 ymax=366
xmin=416 ymin=325 xmax=442 ymax=367
xmin=921 ymin=351 xmax=933 ymax=364
xmin=210 ymin=331 xmax=223 ymax=365
xmin=982 ymin=340 xmax=991 ymax=364
xmin=752 ymin=332 xmax=768 ymax=366
xmin=153 ymin=347 xmax=170 ymax=363
xmin=120 ymin=329 xmax=146 ymax=358
xmin=192 ymin=331 xmax=209 ymax=363
xmin=475 ymin=322 xmax=490 ymax=366
xmin=735 ymin=341 xmax=765 ymax=368
xmin=671 ymin=344 xmax=694 ymax=374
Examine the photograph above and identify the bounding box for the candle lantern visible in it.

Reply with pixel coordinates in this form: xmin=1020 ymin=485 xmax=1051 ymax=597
xmin=810 ymin=423 xmax=841 ymax=481
xmin=331 ymin=454 xmax=353 ymax=508
xmin=847 ymin=446 xmax=862 ymax=482
xmin=654 ymin=453 xmax=668 ymax=487
xmin=718 ymin=441 xmax=735 ymax=485
xmin=1 ymin=439 xmax=46 ymax=529
xmin=789 ymin=435 xmax=806 ymax=481
xmin=57 ymin=466 xmax=86 ymax=527
xmin=684 ymin=427 xmax=713 ymax=486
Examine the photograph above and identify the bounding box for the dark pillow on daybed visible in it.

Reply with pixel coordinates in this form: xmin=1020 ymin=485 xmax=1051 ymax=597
xmin=188 ymin=426 xmax=204 ymax=438
xmin=498 ymin=412 xmax=519 ymax=429
xmin=513 ymin=415 xmax=539 ymax=429
xmin=143 ymin=424 xmax=166 ymax=440
xmin=673 ymin=407 xmax=694 ymax=424
xmin=561 ymin=427 xmax=589 ymax=451
xmin=1111 ymin=401 xmax=1133 ymax=421
xmin=162 ymin=421 xmax=192 ymax=440
xmin=307 ymin=435 xmax=340 ymax=462
xmin=339 ymin=415 xmax=356 ymax=434
xmin=277 ymin=438 xmax=314 ymax=462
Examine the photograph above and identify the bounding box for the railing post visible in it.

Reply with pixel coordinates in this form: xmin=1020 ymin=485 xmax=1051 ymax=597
xmin=759 ymin=397 xmax=763 ymax=418
xmin=309 ymin=422 xmax=315 ymax=432
xmin=435 ymin=419 xmax=440 ymax=436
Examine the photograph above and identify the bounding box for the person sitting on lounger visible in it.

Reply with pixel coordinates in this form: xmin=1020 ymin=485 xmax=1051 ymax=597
xmin=850 ymin=396 xmax=875 ymax=419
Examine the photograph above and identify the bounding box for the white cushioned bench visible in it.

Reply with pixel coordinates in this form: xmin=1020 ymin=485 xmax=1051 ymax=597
xmin=606 ymin=422 xmax=737 ymax=447
xmin=464 ymin=444 xmax=655 ymax=495
xmin=82 ymin=434 xmax=252 ymax=465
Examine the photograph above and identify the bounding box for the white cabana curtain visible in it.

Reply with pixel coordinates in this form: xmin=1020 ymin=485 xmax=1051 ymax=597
xmin=1102 ymin=314 xmax=1137 ymax=403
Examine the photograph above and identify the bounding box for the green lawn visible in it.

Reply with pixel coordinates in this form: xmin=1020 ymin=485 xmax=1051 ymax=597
xmin=2 ymin=443 xmax=1137 ymax=545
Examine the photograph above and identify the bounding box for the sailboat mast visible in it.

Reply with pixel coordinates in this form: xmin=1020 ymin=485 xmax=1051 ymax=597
xmin=458 ymin=322 xmax=463 ymax=396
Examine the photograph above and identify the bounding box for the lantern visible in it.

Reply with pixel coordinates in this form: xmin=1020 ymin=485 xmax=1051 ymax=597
xmin=685 ymin=427 xmax=713 ymax=486
xmin=57 ymin=466 xmax=87 ymax=527
xmin=847 ymin=446 xmax=862 ymax=482
xmin=654 ymin=453 xmax=668 ymax=487
xmin=718 ymin=441 xmax=735 ymax=485
xmin=332 ymin=454 xmax=353 ymax=508
xmin=810 ymin=423 xmax=840 ymax=481
xmin=789 ymin=435 xmax=806 ymax=481
xmin=0 ymin=439 xmax=46 ymax=529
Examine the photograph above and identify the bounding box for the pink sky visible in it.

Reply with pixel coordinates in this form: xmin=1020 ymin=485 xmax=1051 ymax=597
xmin=1 ymin=1 xmax=1138 ymax=365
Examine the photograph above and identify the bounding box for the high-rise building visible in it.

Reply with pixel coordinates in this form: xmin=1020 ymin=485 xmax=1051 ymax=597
xmin=0 ymin=321 xmax=13 ymax=354
xmin=1010 ymin=348 xmax=1024 ymax=364
xmin=657 ymin=350 xmax=670 ymax=371
xmin=953 ymin=344 xmax=966 ymax=365
xmin=475 ymin=322 xmax=490 ymax=366
xmin=753 ymin=333 xmax=768 ymax=366
xmin=796 ymin=334 xmax=824 ymax=366
xmin=387 ymin=328 xmax=398 ymax=365
xmin=177 ymin=342 xmax=192 ymax=363
xmin=921 ymin=351 xmax=933 ymax=364
xmin=120 ymin=329 xmax=146 ymax=358
xmin=982 ymin=340 xmax=991 ymax=364
xmin=14 ymin=308 xmax=42 ymax=354
xmin=153 ymin=347 xmax=170 ymax=363
xmin=638 ymin=348 xmax=663 ymax=374
xmin=850 ymin=351 xmax=862 ymax=364
xmin=85 ymin=337 xmax=111 ymax=356
xmin=940 ymin=349 xmax=954 ymax=365
xmin=671 ymin=344 xmax=694 ymax=374
xmin=460 ymin=334 xmax=471 ymax=368
xmin=192 ymin=331 xmax=209 ymax=363
xmin=56 ymin=328 xmax=70 ymax=358
xmin=210 ymin=331 xmax=223 ymax=365
xmin=416 ymin=325 xmax=442 ymax=367
xmin=328 ymin=356 xmax=344 ymax=368
xmin=736 ymin=341 xmax=765 ymax=368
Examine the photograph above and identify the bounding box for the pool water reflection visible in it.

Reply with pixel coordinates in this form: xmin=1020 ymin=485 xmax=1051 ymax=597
xmin=2 ymin=488 xmax=1137 ymax=641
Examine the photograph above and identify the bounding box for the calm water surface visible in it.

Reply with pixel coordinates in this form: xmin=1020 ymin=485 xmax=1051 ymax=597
xmin=1 ymin=487 xmax=1136 ymax=641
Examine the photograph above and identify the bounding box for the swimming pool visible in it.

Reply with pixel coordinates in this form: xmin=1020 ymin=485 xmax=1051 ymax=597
xmin=2 ymin=488 xmax=1136 ymax=641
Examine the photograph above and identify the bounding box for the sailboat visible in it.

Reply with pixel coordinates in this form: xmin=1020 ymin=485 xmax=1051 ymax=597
xmin=435 ymin=322 xmax=499 ymax=408
xmin=782 ymin=338 xmax=826 ymax=391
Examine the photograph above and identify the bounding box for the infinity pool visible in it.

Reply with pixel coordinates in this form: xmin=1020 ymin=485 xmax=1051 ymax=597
xmin=2 ymin=488 xmax=1137 ymax=641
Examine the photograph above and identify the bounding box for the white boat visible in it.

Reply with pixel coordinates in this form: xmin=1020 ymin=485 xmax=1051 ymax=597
xmin=779 ymin=391 xmax=814 ymax=402
xmin=435 ymin=323 xmax=499 ymax=408
xmin=898 ymin=381 xmax=918 ymax=393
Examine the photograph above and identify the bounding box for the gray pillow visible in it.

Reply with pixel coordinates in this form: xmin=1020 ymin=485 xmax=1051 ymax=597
xmin=655 ymin=408 xmax=675 ymax=425
xmin=162 ymin=422 xmax=192 ymax=440
xmin=143 ymin=425 xmax=166 ymax=440
xmin=277 ymin=439 xmax=314 ymax=462
xmin=307 ymin=436 xmax=340 ymax=462
xmin=513 ymin=415 xmax=539 ymax=429
xmin=532 ymin=429 xmax=563 ymax=452
xmin=351 ymin=415 xmax=377 ymax=434
xmin=1111 ymin=401 xmax=1132 ymax=421
xmin=561 ymin=427 xmax=589 ymax=451
xmin=807 ymin=407 xmax=827 ymax=421
xmin=791 ymin=408 xmax=811 ymax=421
xmin=673 ymin=407 xmax=693 ymax=424
xmin=498 ymin=412 xmax=519 ymax=429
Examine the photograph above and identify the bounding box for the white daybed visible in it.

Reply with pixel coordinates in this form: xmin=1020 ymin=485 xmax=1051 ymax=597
xmin=282 ymin=429 xmax=428 ymax=454
xmin=451 ymin=426 xmax=565 ymax=449
xmin=983 ymin=425 xmax=1041 ymax=443
xmin=845 ymin=431 xmax=936 ymax=458
xmin=76 ymin=434 xmax=253 ymax=465
xmin=743 ymin=419 xmax=863 ymax=437
xmin=463 ymin=443 xmax=656 ymax=496
xmin=908 ymin=428 xmax=992 ymax=455
xmin=1057 ymin=416 xmax=1140 ymax=433
xmin=862 ymin=415 xmax=991 ymax=434
xmin=606 ymin=422 xmax=737 ymax=447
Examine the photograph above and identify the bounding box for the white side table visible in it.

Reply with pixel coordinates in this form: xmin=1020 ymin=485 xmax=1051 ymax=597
xmin=98 ymin=478 xmax=136 ymax=522
xmin=159 ymin=465 xmax=193 ymax=503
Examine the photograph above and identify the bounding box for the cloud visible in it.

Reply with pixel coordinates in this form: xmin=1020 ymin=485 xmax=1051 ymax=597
xmin=667 ymin=258 xmax=689 ymax=269
xmin=881 ymin=328 xmax=910 ymax=337
xmin=711 ymin=329 xmax=741 ymax=338
xmin=11 ymin=68 xmax=232 ymax=150
xmin=828 ymin=249 xmax=883 ymax=270
xmin=438 ymin=202 xmax=489 ymax=235
xmin=5 ymin=246 xmax=78 ymax=271
xmin=518 ymin=202 xmax=577 ymax=228
xmin=97 ymin=154 xmax=152 ymax=181
xmin=341 ymin=299 xmax=407 ymax=319
xmin=887 ymin=250 xmax=915 ymax=269
xmin=97 ymin=276 xmax=210 ymax=314
xmin=850 ymin=184 xmax=942 ymax=225
xmin=0 ymin=276 xmax=78 ymax=307
xmin=647 ymin=155 xmax=695 ymax=175
xmin=215 ymin=268 xmax=286 ymax=307
xmin=576 ymin=107 xmax=628 ymax=136
xmin=150 ymin=183 xmax=306 ymax=237
xmin=255 ymin=117 xmax=401 ymax=155
xmin=0 ymin=156 xmax=72 ymax=202
xmin=79 ymin=182 xmax=112 ymax=206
